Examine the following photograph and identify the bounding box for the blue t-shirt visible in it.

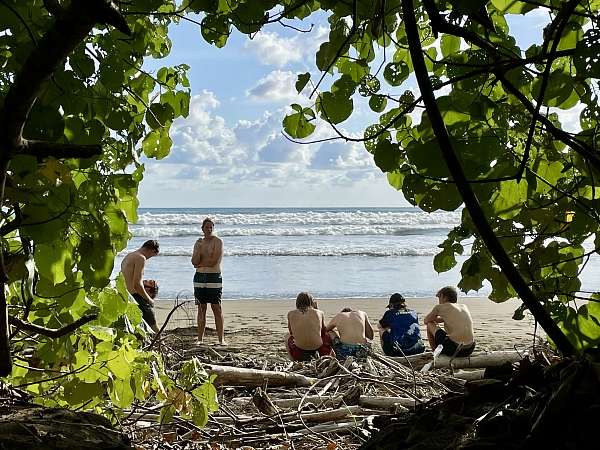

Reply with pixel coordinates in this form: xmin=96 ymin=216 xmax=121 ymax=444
xmin=379 ymin=308 xmax=422 ymax=349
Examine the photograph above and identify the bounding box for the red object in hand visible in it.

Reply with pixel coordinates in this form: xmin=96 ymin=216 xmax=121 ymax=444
xmin=143 ymin=279 xmax=158 ymax=299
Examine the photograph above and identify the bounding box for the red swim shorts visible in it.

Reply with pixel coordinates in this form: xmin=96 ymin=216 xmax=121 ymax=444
xmin=287 ymin=331 xmax=333 ymax=361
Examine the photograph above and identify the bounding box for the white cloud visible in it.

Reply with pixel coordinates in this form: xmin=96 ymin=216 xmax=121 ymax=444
xmin=246 ymin=70 xmax=300 ymax=102
xmin=244 ymin=27 xmax=328 ymax=67
xmin=143 ymin=91 xmax=385 ymax=194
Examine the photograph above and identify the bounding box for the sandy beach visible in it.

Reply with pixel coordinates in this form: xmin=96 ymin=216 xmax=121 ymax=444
xmin=154 ymin=296 xmax=543 ymax=353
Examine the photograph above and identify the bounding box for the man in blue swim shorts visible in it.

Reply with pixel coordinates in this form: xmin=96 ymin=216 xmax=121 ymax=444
xmin=192 ymin=217 xmax=225 ymax=344
xmin=326 ymin=307 xmax=374 ymax=359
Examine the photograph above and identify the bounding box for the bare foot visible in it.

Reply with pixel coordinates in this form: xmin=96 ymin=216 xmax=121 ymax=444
xmin=217 ymin=341 xmax=227 ymax=346
xmin=195 ymin=339 xmax=204 ymax=346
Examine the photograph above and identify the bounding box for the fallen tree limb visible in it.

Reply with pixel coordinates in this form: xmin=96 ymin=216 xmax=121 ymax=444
xmin=232 ymin=394 xmax=417 ymax=409
xmin=205 ymin=364 xmax=318 ymax=387
xmin=390 ymin=350 xmax=525 ymax=370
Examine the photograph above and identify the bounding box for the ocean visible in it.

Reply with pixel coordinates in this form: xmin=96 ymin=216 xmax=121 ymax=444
xmin=115 ymin=207 xmax=600 ymax=300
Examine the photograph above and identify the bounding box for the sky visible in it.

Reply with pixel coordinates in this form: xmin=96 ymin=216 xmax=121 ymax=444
xmin=137 ymin=7 xmax=576 ymax=208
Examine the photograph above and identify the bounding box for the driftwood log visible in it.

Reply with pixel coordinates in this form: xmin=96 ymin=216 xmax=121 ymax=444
xmin=391 ymin=350 xmax=524 ymax=369
xmin=232 ymin=394 xmax=417 ymax=409
xmin=206 ymin=364 xmax=318 ymax=387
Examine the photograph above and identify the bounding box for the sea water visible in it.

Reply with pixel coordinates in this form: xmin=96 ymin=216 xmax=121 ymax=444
xmin=115 ymin=207 xmax=600 ymax=300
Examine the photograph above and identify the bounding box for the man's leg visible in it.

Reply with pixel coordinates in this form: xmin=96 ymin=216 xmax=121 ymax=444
xmin=211 ymin=303 xmax=225 ymax=344
xmin=197 ymin=303 xmax=207 ymax=342
xmin=426 ymin=322 xmax=439 ymax=351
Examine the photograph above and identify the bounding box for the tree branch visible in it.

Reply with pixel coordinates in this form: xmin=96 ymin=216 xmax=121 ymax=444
xmin=0 ymin=0 xmax=130 ymax=152
xmin=401 ymin=0 xmax=575 ymax=356
xmin=517 ymin=0 xmax=581 ymax=181
xmin=17 ymin=140 xmax=102 ymax=160
xmin=496 ymin=72 xmax=600 ymax=173
xmin=9 ymin=313 xmax=98 ymax=339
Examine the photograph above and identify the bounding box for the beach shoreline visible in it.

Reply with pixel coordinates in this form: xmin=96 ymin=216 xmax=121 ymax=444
xmin=154 ymin=296 xmax=543 ymax=352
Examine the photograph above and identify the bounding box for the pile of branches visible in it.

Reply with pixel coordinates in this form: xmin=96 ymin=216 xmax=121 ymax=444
xmin=122 ymin=327 xmax=532 ymax=449
xmin=362 ymin=351 xmax=600 ymax=450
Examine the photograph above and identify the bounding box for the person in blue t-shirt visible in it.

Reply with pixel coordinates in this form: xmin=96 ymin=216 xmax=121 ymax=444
xmin=378 ymin=293 xmax=425 ymax=356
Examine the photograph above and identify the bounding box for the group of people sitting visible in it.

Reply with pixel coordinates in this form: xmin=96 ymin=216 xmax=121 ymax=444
xmin=286 ymin=286 xmax=475 ymax=361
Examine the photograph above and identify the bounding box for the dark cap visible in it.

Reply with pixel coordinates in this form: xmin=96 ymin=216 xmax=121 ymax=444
xmin=388 ymin=293 xmax=405 ymax=308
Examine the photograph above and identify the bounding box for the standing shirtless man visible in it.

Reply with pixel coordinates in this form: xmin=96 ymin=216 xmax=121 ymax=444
xmin=120 ymin=240 xmax=160 ymax=333
xmin=192 ymin=218 xmax=225 ymax=344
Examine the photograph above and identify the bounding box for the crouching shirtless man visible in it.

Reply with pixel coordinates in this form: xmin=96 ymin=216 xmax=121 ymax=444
xmin=424 ymin=286 xmax=475 ymax=357
xmin=286 ymin=292 xmax=333 ymax=361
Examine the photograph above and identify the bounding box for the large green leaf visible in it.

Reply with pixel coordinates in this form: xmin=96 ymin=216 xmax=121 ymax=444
xmin=316 ymin=91 xmax=353 ymax=124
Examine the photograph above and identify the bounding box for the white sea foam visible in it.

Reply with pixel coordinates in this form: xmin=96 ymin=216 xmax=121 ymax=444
xmin=130 ymin=224 xmax=454 ymax=238
xmin=135 ymin=209 xmax=461 ymax=227
xmin=120 ymin=246 xmax=439 ymax=257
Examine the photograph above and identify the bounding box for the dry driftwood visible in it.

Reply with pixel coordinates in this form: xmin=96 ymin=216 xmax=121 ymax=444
xmin=391 ymin=350 xmax=524 ymax=369
xmin=205 ymin=364 xmax=318 ymax=387
xmin=453 ymin=369 xmax=486 ymax=381
xmin=232 ymin=394 xmax=417 ymax=410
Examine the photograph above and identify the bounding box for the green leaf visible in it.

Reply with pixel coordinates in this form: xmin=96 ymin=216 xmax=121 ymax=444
xmin=283 ymin=110 xmax=315 ymax=138
xmin=383 ymin=61 xmax=409 ymax=86
xmin=295 ymin=72 xmax=310 ymax=93
xmin=441 ymin=34 xmax=460 ymax=57
xmin=369 ymin=94 xmax=387 ymax=112
xmin=490 ymin=180 xmax=528 ymax=219
xmin=373 ymin=140 xmax=401 ymax=172
xmin=316 ymin=91 xmax=353 ymax=124
xmin=434 ymin=247 xmax=457 ymax=273
xmin=142 ymin=128 xmax=172 ymax=159
xmin=35 ymin=242 xmax=72 ymax=285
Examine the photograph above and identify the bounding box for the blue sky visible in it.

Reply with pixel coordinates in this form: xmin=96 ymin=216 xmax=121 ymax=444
xmin=137 ymin=8 xmax=576 ymax=208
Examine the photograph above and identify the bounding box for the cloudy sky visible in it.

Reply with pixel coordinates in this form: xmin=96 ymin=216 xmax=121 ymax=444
xmin=137 ymin=9 xmax=572 ymax=208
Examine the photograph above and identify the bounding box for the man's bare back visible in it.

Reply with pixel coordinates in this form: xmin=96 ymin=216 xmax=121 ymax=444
xmin=288 ymin=308 xmax=325 ymax=350
xmin=121 ymin=251 xmax=151 ymax=303
xmin=327 ymin=310 xmax=374 ymax=344
xmin=120 ymin=240 xmax=160 ymax=333
xmin=431 ymin=303 xmax=474 ymax=344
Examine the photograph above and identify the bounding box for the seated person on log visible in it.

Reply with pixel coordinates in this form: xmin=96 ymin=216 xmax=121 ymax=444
xmin=423 ymin=286 xmax=475 ymax=357
xmin=286 ymin=292 xmax=334 ymax=361
xmin=378 ymin=293 xmax=425 ymax=356
xmin=326 ymin=307 xmax=374 ymax=359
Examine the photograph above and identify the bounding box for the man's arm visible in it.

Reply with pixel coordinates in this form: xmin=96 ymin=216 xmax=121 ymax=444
xmin=325 ymin=314 xmax=338 ymax=332
xmin=287 ymin=311 xmax=293 ymax=336
xmin=191 ymin=240 xmax=202 ymax=267
xmin=363 ymin=312 xmax=374 ymax=340
xmin=423 ymin=305 xmax=440 ymax=324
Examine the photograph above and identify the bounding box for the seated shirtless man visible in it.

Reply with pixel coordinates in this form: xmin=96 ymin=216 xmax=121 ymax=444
xmin=286 ymin=292 xmax=333 ymax=361
xmin=326 ymin=308 xmax=374 ymax=359
xmin=424 ymin=286 xmax=475 ymax=357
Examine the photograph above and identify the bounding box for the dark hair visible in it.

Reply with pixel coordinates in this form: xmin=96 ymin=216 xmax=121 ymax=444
xmin=142 ymin=240 xmax=159 ymax=253
xmin=341 ymin=307 xmax=352 ymax=313
xmin=296 ymin=292 xmax=314 ymax=312
xmin=388 ymin=293 xmax=406 ymax=309
xmin=202 ymin=217 xmax=214 ymax=229
xmin=437 ymin=286 xmax=458 ymax=303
